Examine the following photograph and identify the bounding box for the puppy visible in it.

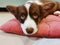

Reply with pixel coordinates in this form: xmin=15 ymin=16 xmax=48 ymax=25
xmin=6 ymin=0 xmax=60 ymax=35
xmin=6 ymin=0 xmax=43 ymax=35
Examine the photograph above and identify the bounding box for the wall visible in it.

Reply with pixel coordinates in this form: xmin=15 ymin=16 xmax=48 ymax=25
xmin=0 ymin=0 xmax=28 ymax=7
xmin=0 ymin=0 xmax=60 ymax=7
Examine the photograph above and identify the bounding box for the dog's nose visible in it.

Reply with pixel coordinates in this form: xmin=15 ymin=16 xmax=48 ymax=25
xmin=26 ymin=27 xmax=34 ymax=34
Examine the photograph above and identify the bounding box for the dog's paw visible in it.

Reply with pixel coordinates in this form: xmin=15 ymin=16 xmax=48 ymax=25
xmin=54 ymin=11 xmax=60 ymax=16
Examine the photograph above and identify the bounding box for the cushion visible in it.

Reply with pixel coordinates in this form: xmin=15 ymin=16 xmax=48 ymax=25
xmin=0 ymin=19 xmax=23 ymax=35
xmin=0 ymin=15 xmax=60 ymax=37
xmin=38 ymin=15 xmax=60 ymax=38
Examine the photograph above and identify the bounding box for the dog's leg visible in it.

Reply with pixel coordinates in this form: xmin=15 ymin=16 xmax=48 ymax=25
xmin=53 ymin=2 xmax=60 ymax=16
xmin=54 ymin=11 xmax=60 ymax=16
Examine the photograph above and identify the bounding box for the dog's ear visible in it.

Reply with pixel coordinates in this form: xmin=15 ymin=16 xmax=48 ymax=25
xmin=39 ymin=2 xmax=57 ymax=19
xmin=42 ymin=2 xmax=57 ymax=12
xmin=6 ymin=5 xmax=17 ymax=15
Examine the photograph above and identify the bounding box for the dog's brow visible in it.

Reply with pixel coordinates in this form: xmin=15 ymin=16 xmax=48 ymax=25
xmin=29 ymin=3 xmax=40 ymax=14
xmin=18 ymin=6 xmax=26 ymax=12
xmin=17 ymin=6 xmax=28 ymax=16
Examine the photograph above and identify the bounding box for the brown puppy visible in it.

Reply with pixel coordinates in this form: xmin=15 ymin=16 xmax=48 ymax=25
xmin=6 ymin=2 xmax=43 ymax=35
xmin=6 ymin=0 xmax=60 ymax=35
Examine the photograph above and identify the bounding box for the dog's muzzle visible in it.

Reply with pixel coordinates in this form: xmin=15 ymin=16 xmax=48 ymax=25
xmin=26 ymin=27 xmax=34 ymax=34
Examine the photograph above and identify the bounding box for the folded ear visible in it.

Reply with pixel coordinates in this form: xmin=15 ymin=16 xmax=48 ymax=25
xmin=6 ymin=5 xmax=17 ymax=15
xmin=42 ymin=2 xmax=57 ymax=12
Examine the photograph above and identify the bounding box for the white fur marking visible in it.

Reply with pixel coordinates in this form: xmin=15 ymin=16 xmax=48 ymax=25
xmin=21 ymin=15 xmax=38 ymax=35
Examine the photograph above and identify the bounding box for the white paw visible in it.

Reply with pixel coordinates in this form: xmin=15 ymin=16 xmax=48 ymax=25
xmin=54 ymin=11 xmax=60 ymax=16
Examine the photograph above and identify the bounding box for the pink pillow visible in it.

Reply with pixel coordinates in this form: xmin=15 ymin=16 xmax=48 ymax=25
xmin=0 ymin=15 xmax=60 ymax=38
xmin=0 ymin=19 xmax=23 ymax=35
xmin=38 ymin=15 xmax=60 ymax=38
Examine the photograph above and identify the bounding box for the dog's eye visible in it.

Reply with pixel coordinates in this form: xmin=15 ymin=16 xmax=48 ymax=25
xmin=20 ymin=14 xmax=25 ymax=20
xmin=32 ymin=14 xmax=38 ymax=19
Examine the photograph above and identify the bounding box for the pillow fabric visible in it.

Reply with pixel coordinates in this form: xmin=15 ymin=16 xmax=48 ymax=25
xmin=0 ymin=19 xmax=23 ymax=35
xmin=38 ymin=15 xmax=60 ymax=38
xmin=0 ymin=15 xmax=60 ymax=38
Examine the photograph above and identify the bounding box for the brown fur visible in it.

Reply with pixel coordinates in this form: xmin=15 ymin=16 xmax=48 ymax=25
xmin=40 ymin=2 xmax=60 ymax=19
xmin=6 ymin=1 xmax=60 ymax=34
xmin=6 ymin=3 xmax=41 ymax=24
xmin=6 ymin=1 xmax=60 ymax=23
xmin=29 ymin=3 xmax=41 ymax=24
xmin=7 ymin=5 xmax=27 ymax=23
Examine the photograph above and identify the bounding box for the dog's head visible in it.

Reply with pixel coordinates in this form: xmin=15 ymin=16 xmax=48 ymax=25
xmin=6 ymin=1 xmax=57 ymax=35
